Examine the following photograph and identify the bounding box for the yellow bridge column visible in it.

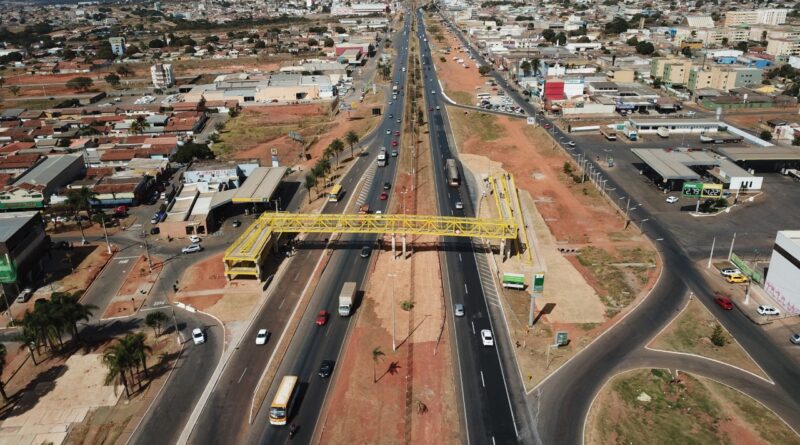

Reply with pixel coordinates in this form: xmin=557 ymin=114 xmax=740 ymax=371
xmin=391 ymin=234 xmax=397 ymax=259
xmin=402 ymin=234 xmax=407 ymax=259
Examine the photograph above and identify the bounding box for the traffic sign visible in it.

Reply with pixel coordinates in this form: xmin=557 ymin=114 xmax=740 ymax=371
xmin=533 ymin=273 xmax=545 ymax=293
xmin=527 ymin=116 xmax=536 ymax=126
xmin=555 ymin=331 xmax=569 ymax=347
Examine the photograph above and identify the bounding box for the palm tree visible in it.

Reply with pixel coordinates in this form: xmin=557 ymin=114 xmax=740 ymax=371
xmin=520 ymin=60 xmax=532 ymax=76
xmin=329 ymin=138 xmax=345 ymax=167
xmin=531 ymin=57 xmax=542 ymax=77
xmin=145 ymin=311 xmax=169 ymax=337
xmin=371 ymin=346 xmax=385 ymax=383
xmin=16 ymin=325 xmax=39 ymax=365
xmin=123 ymin=332 xmax=152 ymax=380
xmin=345 ymin=131 xmax=359 ymax=159
xmin=102 ymin=343 xmax=132 ymax=399
xmin=65 ymin=187 xmax=95 ymax=244
xmin=55 ymin=293 xmax=96 ymax=342
xmin=0 ymin=343 xmax=8 ymax=402
xmin=304 ymin=173 xmax=317 ymax=203
xmin=129 ymin=116 xmax=150 ymax=135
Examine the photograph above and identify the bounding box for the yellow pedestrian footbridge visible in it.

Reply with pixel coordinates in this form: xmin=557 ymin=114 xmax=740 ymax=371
xmin=223 ymin=174 xmax=531 ymax=279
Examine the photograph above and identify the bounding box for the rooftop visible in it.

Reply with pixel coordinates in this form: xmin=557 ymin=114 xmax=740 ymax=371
xmin=0 ymin=212 xmax=38 ymax=243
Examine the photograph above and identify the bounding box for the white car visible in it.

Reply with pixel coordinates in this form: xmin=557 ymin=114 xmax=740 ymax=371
xmin=480 ymin=329 xmax=494 ymax=346
xmin=666 ymin=196 xmax=679 ymax=204
xmin=455 ymin=201 xmax=463 ymax=210
xmin=189 ymin=235 xmax=201 ymax=243
xmin=566 ymin=141 xmax=576 ymax=147
xmin=790 ymin=333 xmax=800 ymax=345
xmin=192 ymin=328 xmax=205 ymax=344
xmin=182 ymin=244 xmax=203 ymax=254
xmin=255 ymin=329 xmax=269 ymax=345
xmin=719 ymin=268 xmax=742 ymax=277
xmin=386 ymin=129 xmax=392 ymax=134
xmin=757 ymin=305 xmax=780 ymax=316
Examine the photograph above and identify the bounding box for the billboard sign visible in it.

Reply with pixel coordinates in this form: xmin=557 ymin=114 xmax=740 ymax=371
xmin=533 ymin=273 xmax=545 ymax=293
xmin=682 ymin=181 xmax=703 ymax=197
xmin=701 ymin=183 xmax=723 ymax=198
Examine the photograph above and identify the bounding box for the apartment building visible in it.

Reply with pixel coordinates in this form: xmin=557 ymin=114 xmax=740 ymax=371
xmin=724 ymin=8 xmax=788 ymax=26
xmin=767 ymin=38 xmax=800 ymax=56
xmin=151 ymin=63 xmax=175 ymax=89
xmin=687 ymin=66 xmax=763 ymax=93
xmin=109 ymin=37 xmax=125 ymax=57
xmin=651 ymin=56 xmax=693 ymax=86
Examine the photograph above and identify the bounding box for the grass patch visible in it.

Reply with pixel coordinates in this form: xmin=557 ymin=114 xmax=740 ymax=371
xmin=649 ymin=298 xmax=766 ymax=378
xmin=448 ymin=109 xmax=503 ymax=145
xmin=589 ymin=369 xmax=799 ymax=445
xmin=445 ymin=89 xmax=473 ymax=106
xmin=577 ymin=247 xmax=634 ymax=307
xmin=212 ymin=110 xmax=322 ymax=156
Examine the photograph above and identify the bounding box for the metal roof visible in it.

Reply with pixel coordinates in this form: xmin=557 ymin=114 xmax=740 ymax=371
xmin=717 ymin=146 xmax=800 ymax=162
xmin=0 ymin=212 xmax=37 ymax=243
xmin=232 ymin=167 xmax=288 ymax=203
xmin=13 ymin=154 xmax=82 ymax=187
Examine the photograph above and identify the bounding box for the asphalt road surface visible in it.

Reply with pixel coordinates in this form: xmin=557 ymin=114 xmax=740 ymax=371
xmin=417 ymin=9 xmax=522 ymax=443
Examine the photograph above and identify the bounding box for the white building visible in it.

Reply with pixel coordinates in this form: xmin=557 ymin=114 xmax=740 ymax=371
xmin=151 ymin=63 xmax=175 ymax=89
xmin=764 ymin=231 xmax=800 ymax=315
xmin=109 ymin=37 xmax=125 ymax=57
xmin=724 ymin=8 xmax=788 ymax=26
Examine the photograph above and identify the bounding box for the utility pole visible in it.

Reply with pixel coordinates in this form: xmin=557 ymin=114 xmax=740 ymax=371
xmin=707 ymin=236 xmax=716 ymax=268
xmin=727 ymin=232 xmax=736 ymax=261
xmin=101 ymin=214 xmax=112 ymax=255
xmin=143 ymin=232 xmax=153 ymax=271
xmin=389 ymin=273 xmax=397 ymax=351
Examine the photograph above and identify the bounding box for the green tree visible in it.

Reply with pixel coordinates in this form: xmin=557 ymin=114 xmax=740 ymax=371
xmin=626 ymin=36 xmax=639 ymax=46
xmin=604 ymin=17 xmax=629 ymax=35
xmin=760 ymin=130 xmax=773 ymax=141
xmin=0 ymin=344 xmax=7 ymax=401
xmin=323 ymin=37 xmax=334 ymax=47
xmin=66 ymin=187 xmax=95 ymax=243
xmin=721 ymin=37 xmax=729 ymax=47
xmin=710 ymin=324 xmax=727 ymax=347
xmin=371 ymin=346 xmax=385 ymax=383
xmin=520 ymin=60 xmax=532 ymax=76
xmin=66 ymin=76 xmax=94 ymax=92
xmin=635 ymin=41 xmax=655 ymax=55
xmin=145 ymin=311 xmax=169 ymax=337
xmin=329 ymin=138 xmax=345 ymax=167
xmin=8 ymin=85 xmax=20 ymax=96
xmin=104 ymin=73 xmax=121 ymax=88
xmin=478 ymin=65 xmax=491 ymax=76
xmin=52 ymin=292 xmax=95 ymax=342
xmin=681 ymin=46 xmax=693 ymax=57
xmin=345 ymin=130 xmax=359 ymax=159
xmin=123 ymin=332 xmax=152 ymax=380
xmin=116 ymin=65 xmax=134 ymax=77
xmin=531 ymin=57 xmax=541 ymax=76
xmin=736 ymin=41 xmax=748 ymax=52
xmin=129 ymin=116 xmax=150 ymax=135
xmin=173 ymin=142 xmax=215 ymax=163
xmin=101 ymin=342 xmax=133 ymax=398
xmin=148 ymin=38 xmax=165 ymax=48
xmin=542 ymin=29 xmax=555 ymax=41
xmin=304 ymin=173 xmax=317 ymax=202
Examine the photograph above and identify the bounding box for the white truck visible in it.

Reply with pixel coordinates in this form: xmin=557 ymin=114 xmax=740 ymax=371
xmin=377 ymin=147 xmax=387 ymax=167
xmin=338 ymin=282 xmax=356 ymax=316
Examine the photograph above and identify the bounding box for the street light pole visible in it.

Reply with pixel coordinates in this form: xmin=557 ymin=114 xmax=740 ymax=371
xmin=388 ymin=273 xmax=397 ymax=351
xmin=101 ymin=214 xmax=112 ymax=255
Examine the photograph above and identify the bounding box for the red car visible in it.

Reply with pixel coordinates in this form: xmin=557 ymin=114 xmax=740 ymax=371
xmin=380 ymin=192 xmax=388 ymax=200
xmin=316 ymin=310 xmax=329 ymax=326
xmin=391 ymin=140 xmax=398 ymax=146
xmin=394 ymin=131 xmax=400 ymax=136
xmin=714 ymin=297 xmax=733 ymax=310
xmin=543 ymin=123 xmax=552 ymax=129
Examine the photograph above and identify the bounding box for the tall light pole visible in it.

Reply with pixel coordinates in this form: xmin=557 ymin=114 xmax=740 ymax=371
xmin=388 ymin=272 xmax=397 ymax=351
xmin=100 ymin=214 xmax=112 ymax=255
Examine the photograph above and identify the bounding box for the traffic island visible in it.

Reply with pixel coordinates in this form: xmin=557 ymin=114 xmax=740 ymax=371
xmin=101 ymin=255 xmax=162 ymax=319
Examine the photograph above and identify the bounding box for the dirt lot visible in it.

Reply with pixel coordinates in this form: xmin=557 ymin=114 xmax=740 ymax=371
xmin=424 ymin=17 xmax=485 ymax=105
xmin=450 ymin=108 xmax=659 ymax=389
xmin=585 ymin=369 xmax=800 ymax=445
xmin=723 ymin=109 xmax=800 ymax=133
xmin=648 ymin=297 xmax=767 ymax=378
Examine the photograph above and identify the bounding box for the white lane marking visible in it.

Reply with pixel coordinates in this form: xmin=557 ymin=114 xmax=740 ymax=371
xmin=278 ymin=297 xmax=286 ymax=310
xmin=471 ymin=321 xmax=476 ymax=334
xmin=293 ymin=272 xmax=300 ymax=282
xmin=480 ymin=371 xmax=486 ymax=388
xmin=459 ymin=253 xmax=462 ymax=262
xmin=117 ymin=259 xmax=130 ymax=264
xmin=464 ymin=283 xmax=469 ymax=294
xmin=238 ymin=367 xmax=247 ymax=384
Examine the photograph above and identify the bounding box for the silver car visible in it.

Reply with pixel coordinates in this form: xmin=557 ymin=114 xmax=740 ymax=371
xmin=454 ymin=304 xmax=465 ymax=317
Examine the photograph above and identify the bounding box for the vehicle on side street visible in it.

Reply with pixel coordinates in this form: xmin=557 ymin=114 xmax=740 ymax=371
xmin=757 ymin=305 xmax=779 ymax=316
xmin=16 ymin=288 xmax=32 ymax=303
xmin=480 ymin=329 xmax=494 ymax=346
xmin=338 ymin=282 xmax=356 ymax=316
xmin=383 ymin=182 xmax=391 ymax=190
xmin=455 ymin=201 xmax=463 ymax=210
xmin=232 ymin=219 xmax=242 ymax=227
xmin=192 ymin=328 xmax=205 ymax=344
xmin=714 ymin=296 xmax=733 ymax=310
xmin=255 ymin=329 xmax=270 ymax=345
xmin=454 ymin=304 xmax=465 ymax=317
xmin=189 ymin=235 xmax=201 ymax=243
xmin=666 ymin=196 xmax=679 ymax=204
xmin=726 ymin=274 xmax=748 ymax=283
xmin=720 ymin=268 xmax=741 ymax=277
xmin=269 ymin=376 xmax=299 ymax=425
xmin=319 ymin=360 xmax=335 ymax=378
xmin=791 ymin=333 xmax=800 ymax=345
xmin=182 ymin=244 xmax=203 ymax=254
xmin=316 ymin=310 xmax=330 ymax=326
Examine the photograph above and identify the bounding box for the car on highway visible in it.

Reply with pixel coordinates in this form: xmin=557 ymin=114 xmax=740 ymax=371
xmin=455 ymin=201 xmax=463 ymax=210
xmin=383 ymin=182 xmax=391 ymax=190
xmin=726 ymin=274 xmax=748 ymax=283
xmin=391 ymin=140 xmax=398 ymax=146
xmin=543 ymin=123 xmax=551 ymax=129
xmin=386 ymin=129 xmax=392 ymax=134
xmin=182 ymin=244 xmax=203 ymax=254
xmin=714 ymin=296 xmax=733 ymax=310
xmin=394 ymin=130 xmax=400 ymax=136
xmin=666 ymin=196 xmax=679 ymax=204
xmin=192 ymin=328 xmax=205 ymax=345
xmin=431 ymin=90 xmax=436 ymax=94
xmin=232 ymin=219 xmax=241 ymax=227
xmin=380 ymin=192 xmax=388 ymax=200
xmin=791 ymin=333 xmax=800 ymax=345
xmin=360 ymin=246 xmax=372 ymax=258
xmin=316 ymin=310 xmax=330 ymax=326
xmin=391 ymin=149 xmax=398 ymax=157
xmin=389 ymin=113 xmax=393 ymax=118
xmin=189 ymin=235 xmax=201 ymax=243
xmin=319 ymin=360 xmax=335 ymax=378
xmin=566 ymin=141 xmax=576 ymax=147
xmin=757 ymin=305 xmax=779 ymax=316
xmin=436 ymin=106 xmax=440 ymax=110
xmin=454 ymin=304 xmax=465 ymax=317
xmin=396 ymin=118 xmax=401 ymax=123
xmin=480 ymin=329 xmax=494 ymax=346
xmin=255 ymin=329 xmax=270 ymax=345
xmin=720 ymin=268 xmax=741 ymax=277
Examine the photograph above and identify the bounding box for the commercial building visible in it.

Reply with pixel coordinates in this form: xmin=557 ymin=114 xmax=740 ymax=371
xmin=764 ymin=231 xmax=800 ymax=315
xmin=183 ymin=73 xmax=335 ymax=104
xmin=650 ymin=56 xmax=693 ymax=86
xmin=5 ymin=154 xmax=85 ymax=206
xmin=109 ymin=37 xmax=125 ymax=57
xmin=151 ymin=63 xmax=175 ymax=89
xmin=0 ymin=212 xmax=50 ymax=287
xmin=687 ymin=66 xmax=763 ymax=93
xmin=724 ymin=8 xmax=788 ymax=26
xmin=631 ymin=147 xmax=763 ymax=191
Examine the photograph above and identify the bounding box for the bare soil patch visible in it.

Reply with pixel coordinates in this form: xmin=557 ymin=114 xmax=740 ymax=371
xmin=425 ymin=17 xmax=485 ymax=105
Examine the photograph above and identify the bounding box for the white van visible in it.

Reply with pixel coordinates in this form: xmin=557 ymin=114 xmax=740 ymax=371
xmin=16 ymin=288 xmax=32 ymax=303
